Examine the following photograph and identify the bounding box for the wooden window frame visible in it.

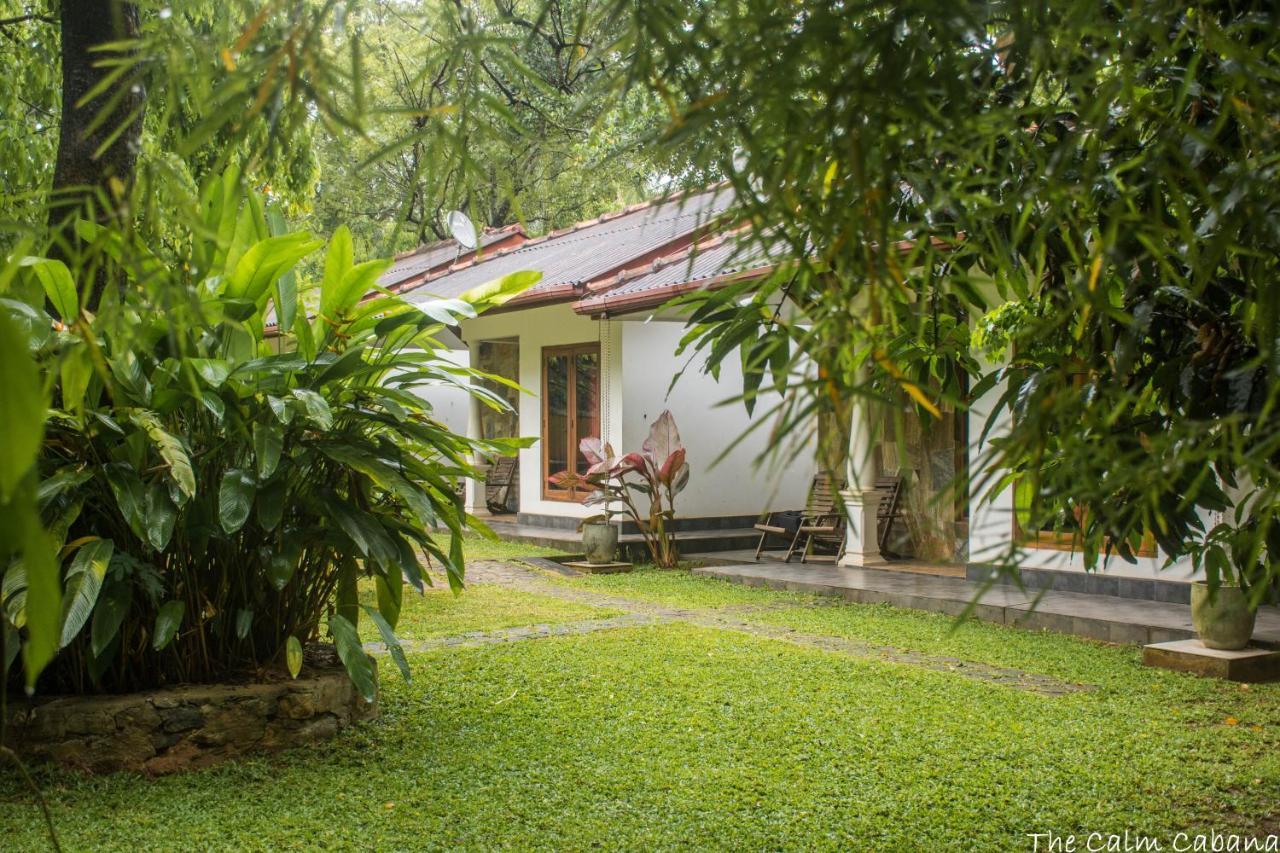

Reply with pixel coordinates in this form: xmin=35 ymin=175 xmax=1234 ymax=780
xmin=541 ymin=342 xmax=601 ymax=502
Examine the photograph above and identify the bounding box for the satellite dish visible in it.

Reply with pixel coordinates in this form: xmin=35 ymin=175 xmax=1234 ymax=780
xmin=447 ymin=210 xmax=478 ymax=250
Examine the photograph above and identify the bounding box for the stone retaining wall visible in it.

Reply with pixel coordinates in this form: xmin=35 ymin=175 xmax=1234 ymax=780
xmin=5 ymin=651 xmax=377 ymax=775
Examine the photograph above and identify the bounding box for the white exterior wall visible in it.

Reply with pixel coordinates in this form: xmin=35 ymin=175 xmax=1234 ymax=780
xmin=409 ymin=349 xmax=471 ymax=438
xmin=460 ymin=304 xmax=624 ymax=521
xmin=619 ymin=320 xmax=812 ymax=520
xmin=459 ymin=303 xmax=813 ymax=522
xmin=966 ymin=364 xmax=1201 ymax=582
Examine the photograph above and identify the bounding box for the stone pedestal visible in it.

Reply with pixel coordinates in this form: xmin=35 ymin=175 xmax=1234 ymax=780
xmin=1142 ymin=639 xmax=1280 ymax=683
xmin=563 ymin=560 xmax=633 ymax=575
xmin=838 ymin=488 xmax=889 ymax=567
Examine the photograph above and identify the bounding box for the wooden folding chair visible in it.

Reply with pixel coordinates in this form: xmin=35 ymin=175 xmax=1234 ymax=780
xmin=797 ymin=471 xmax=904 ymax=563
xmin=875 ymin=472 xmax=904 ymax=555
xmin=753 ymin=473 xmax=844 ymax=561
xmin=484 ymin=456 xmax=518 ymax=514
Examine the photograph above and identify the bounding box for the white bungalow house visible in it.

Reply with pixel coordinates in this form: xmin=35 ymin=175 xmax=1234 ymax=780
xmin=385 ymin=187 xmax=1216 ymax=603
xmin=395 ymin=186 xmax=814 ymax=535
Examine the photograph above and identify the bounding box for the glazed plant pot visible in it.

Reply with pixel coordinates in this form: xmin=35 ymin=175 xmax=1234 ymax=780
xmin=581 ymin=522 xmax=619 ymax=565
xmin=1190 ymin=581 xmax=1256 ymax=651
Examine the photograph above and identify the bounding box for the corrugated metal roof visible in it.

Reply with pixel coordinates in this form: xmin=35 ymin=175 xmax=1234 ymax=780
xmin=400 ymin=186 xmax=735 ymax=305
xmin=379 ymin=225 xmax=524 ymax=288
xmin=571 ymin=228 xmax=791 ymax=315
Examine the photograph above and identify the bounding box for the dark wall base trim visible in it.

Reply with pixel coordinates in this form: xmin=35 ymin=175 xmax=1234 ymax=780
xmin=966 ymin=562 xmax=1191 ymax=604
xmin=516 ymin=512 xmax=760 ymax=535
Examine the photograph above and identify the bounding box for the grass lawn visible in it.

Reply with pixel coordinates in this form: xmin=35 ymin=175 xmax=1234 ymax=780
xmin=5 ymin=562 xmax=1278 ymax=851
xmin=356 ymin=582 xmax=617 ymax=643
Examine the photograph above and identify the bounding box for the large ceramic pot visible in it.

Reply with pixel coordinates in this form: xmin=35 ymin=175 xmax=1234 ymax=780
xmin=581 ymin=522 xmax=619 ymax=565
xmin=1190 ymin=581 xmax=1256 ymax=651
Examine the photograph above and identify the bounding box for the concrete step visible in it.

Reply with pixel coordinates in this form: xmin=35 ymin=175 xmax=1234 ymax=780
xmin=693 ymin=561 xmax=1280 ymax=649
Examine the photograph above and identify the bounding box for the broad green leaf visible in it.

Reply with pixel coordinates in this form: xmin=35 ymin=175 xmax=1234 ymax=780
xmin=16 ymin=485 xmax=60 ymax=689
xmin=1 ymin=297 xmax=51 ymax=350
xmin=235 ymin=608 xmax=253 ymax=640
xmin=336 ymin=556 xmax=359 ymax=628
xmin=268 ymin=538 xmax=300 ymax=590
xmin=327 ymin=258 xmax=392 ymax=321
xmin=256 ymin=477 xmax=287 ymax=531
xmin=328 ymin=613 xmax=376 ymax=703
xmin=0 ymin=310 xmax=45 ymax=501
xmin=91 ymin=579 xmax=131 ymax=658
xmin=253 ymin=422 xmax=283 ymax=479
xmin=218 ymin=468 xmax=256 ymax=534
xmin=128 ymin=410 xmax=196 ymax=499
xmin=375 ymin=572 xmax=402 ymax=631
xmin=225 ymin=233 xmax=323 ymax=305
xmin=25 ymin=257 xmax=78 ymax=321
xmin=142 ymin=483 xmax=177 ymax=551
xmin=267 ymin=395 xmax=294 ymax=424
xmin=318 ymin=225 xmax=354 ymax=320
xmin=3 ymin=618 xmax=18 ymax=680
xmin=458 ymin=269 xmax=540 ymax=311
xmin=290 ymin=389 xmax=332 ymax=430
xmin=59 ymin=538 xmax=114 ymax=648
xmin=267 ymin=206 xmax=298 ymax=331
xmin=60 ymin=342 xmax=93 ymax=414
xmin=185 ymin=357 xmax=232 ymax=388
xmin=286 ymin=635 xmax=303 ymax=678
xmin=361 ymin=603 xmax=410 ymax=683
xmin=152 ymin=600 xmax=185 ymax=650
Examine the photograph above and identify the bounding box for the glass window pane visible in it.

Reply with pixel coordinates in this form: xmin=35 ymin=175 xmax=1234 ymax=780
xmin=574 ymin=351 xmax=600 ymax=474
xmin=545 ymin=354 xmax=569 ymax=481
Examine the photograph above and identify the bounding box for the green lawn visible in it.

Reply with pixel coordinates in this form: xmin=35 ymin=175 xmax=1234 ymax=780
xmin=5 ymin=563 xmax=1278 ymax=851
xmin=357 ymin=582 xmax=617 ymax=643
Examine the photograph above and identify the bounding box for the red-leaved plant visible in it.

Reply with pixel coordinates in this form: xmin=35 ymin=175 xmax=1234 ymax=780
xmin=548 ymin=410 xmax=690 ymax=568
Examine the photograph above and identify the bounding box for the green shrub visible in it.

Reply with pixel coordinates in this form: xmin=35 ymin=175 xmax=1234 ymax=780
xmin=2 ymin=173 xmax=534 ymax=696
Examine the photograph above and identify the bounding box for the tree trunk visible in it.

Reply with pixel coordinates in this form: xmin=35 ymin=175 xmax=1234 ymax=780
xmin=48 ymin=0 xmax=144 ymax=306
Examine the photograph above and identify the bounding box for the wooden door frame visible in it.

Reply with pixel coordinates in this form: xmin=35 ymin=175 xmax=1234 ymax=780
xmin=541 ymin=341 xmax=601 ymax=501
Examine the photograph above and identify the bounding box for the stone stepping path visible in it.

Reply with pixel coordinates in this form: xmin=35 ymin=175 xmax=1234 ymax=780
xmin=366 ymin=559 xmax=1094 ymax=696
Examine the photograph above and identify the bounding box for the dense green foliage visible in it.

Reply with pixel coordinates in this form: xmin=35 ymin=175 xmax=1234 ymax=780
xmin=306 ymin=0 xmax=669 ymax=256
xmin=2 ymin=567 xmax=1276 ymax=849
xmin=1 ymin=171 xmax=534 ymax=695
xmin=610 ymin=0 xmax=1280 ymax=595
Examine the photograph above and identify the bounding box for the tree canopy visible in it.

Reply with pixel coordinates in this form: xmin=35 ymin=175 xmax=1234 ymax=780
xmin=612 ymin=0 xmax=1280 ymax=594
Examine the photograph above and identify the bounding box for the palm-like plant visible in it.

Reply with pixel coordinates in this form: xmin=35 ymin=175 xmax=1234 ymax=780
xmin=2 ymin=173 xmax=535 ymax=696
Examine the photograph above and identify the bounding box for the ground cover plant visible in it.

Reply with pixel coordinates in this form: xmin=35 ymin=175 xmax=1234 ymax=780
xmin=3 ymin=563 xmax=1276 ymax=851
xmin=356 ymin=581 xmax=618 ymax=643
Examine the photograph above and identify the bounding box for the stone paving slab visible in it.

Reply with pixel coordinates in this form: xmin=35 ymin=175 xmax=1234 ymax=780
xmin=694 ymin=562 xmax=1280 ymax=648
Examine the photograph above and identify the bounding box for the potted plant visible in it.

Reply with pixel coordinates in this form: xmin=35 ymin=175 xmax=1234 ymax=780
xmin=548 ymin=411 xmax=690 ymax=568
xmin=578 ymin=513 xmax=621 ymax=565
xmin=1189 ymin=522 xmax=1267 ymax=650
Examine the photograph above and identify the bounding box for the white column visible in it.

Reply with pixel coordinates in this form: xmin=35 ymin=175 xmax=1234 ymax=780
xmin=839 ymin=379 xmax=887 ymax=567
xmin=463 ymin=339 xmax=486 ymax=515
